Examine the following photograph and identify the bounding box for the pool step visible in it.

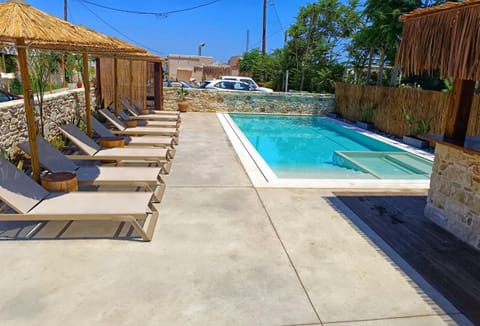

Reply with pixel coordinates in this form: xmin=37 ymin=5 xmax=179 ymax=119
xmin=333 ymin=151 xmax=433 ymax=179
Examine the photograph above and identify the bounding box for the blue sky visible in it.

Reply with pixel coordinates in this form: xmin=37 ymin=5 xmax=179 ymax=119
xmin=25 ymin=0 xmax=314 ymax=62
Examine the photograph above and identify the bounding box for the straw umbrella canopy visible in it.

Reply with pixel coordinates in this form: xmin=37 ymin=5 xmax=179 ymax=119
xmin=396 ymin=0 xmax=480 ymax=81
xmin=395 ymin=0 xmax=480 ymax=145
xmin=0 ymin=1 xmax=146 ymax=182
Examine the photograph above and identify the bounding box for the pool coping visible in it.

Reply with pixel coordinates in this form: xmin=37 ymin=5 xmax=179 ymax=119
xmin=217 ymin=112 xmax=434 ymax=190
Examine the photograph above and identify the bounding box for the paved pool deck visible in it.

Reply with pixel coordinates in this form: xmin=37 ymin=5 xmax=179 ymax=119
xmin=0 ymin=112 xmax=473 ymax=325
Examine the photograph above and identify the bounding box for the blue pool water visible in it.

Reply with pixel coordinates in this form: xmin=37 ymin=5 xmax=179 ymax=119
xmin=229 ymin=113 xmax=432 ymax=179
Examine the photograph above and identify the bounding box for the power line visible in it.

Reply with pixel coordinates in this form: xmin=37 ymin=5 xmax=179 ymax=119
xmin=77 ymin=0 xmax=222 ymax=18
xmin=269 ymin=0 xmax=284 ymax=32
xmin=76 ymin=0 xmax=165 ymax=55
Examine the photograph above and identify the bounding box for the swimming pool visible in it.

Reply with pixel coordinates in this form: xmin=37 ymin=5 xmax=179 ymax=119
xmin=227 ymin=113 xmax=432 ymax=180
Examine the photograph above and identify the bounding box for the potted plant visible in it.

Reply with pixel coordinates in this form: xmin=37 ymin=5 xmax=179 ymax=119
xmin=402 ymin=106 xmax=430 ymax=148
xmin=176 ymin=85 xmax=189 ymax=112
xmin=356 ymin=103 xmax=377 ymax=130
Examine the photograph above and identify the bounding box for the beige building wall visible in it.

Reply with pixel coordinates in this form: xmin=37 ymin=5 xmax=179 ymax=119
xmin=167 ymin=55 xmax=213 ymax=82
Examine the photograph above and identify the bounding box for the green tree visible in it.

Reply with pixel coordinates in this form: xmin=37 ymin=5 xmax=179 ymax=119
xmin=28 ymin=50 xmax=61 ymax=136
xmin=239 ymin=48 xmax=283 ymax=90
xmin=364 ymin=0 xmax=421 ymax=86
xmin=349 ymin=0 xmax=461 ymax=86
xmin=282 ymin=0 xmax=361 ymax=93
xmin=65 ymin=53 xmax=83 ymax=83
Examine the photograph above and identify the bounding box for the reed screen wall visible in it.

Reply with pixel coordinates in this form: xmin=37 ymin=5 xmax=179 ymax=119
xmin=335 ymin=83 xmax=480 ymax=138
xmin=99 ymin=57 xmax=147 ymax=109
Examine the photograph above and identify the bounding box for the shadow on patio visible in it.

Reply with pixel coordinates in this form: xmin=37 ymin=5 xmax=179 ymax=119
xmin=327 ymin=193 xmax=480 ymax=325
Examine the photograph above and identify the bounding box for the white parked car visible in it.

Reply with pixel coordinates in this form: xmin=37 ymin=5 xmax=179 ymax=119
xmin=204 ymin=79 xmax=253 ymax=91
xmin=220 ymin=76 xmax=273 ymax=93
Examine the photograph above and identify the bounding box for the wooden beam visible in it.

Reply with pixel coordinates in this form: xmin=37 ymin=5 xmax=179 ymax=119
xmin=95 ymin=57 xmax=102 ymax=105
xmin=113 ymin=57 xmax=118 ymax=115
xmin=17 ymin=39 xmax=40 ymax=182
xmin=82 ymin=53 xmax=92 ymax=137
xmin=129 ymin=59 xmax=134 ymax=105
xmin=444 ymin=79 xmax=475 ymax=145
xmin=154 ymin=62 xmax=161 ymax=111
xmin=159 ymin=64 xmax=164 ymax=110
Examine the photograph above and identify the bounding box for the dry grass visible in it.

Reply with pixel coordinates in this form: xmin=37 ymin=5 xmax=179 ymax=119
xmin=397 ymin=1 xmax=480 ymax=80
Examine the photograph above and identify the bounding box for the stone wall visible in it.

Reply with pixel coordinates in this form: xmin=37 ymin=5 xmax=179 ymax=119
xmin=0 ymin=87 xmax=332 ymax=158
xmin=0 ymin=88 xmax=88 ymax=158
xmin=162 ymin=88 xmax=334 ymax=114
xmin=425 ymin=143 xmax=480 ymax=250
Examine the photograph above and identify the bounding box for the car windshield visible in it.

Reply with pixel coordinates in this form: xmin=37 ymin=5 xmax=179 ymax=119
xmin=213 ymin=81 xmax=250 ymax=91
xmin=240 ymin=79 xmax=257 ymax=88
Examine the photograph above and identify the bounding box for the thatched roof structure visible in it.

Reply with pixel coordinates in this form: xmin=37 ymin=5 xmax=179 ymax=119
xmin=0 ymin=1 xmax=99 ymax=49
xmin=0 ymin=0 xmax=149 ymax=182
xmin=0 ymin=1 xmax=145 ymax=53
xmin=112 ymin=51 xmax=164 ymax=62
xmin=396 ymin=0 xmax=480 ymax=80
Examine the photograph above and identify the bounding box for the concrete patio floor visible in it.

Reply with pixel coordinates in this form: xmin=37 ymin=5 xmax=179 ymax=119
xmin=0 ymin=113 xmax=473 ymax=325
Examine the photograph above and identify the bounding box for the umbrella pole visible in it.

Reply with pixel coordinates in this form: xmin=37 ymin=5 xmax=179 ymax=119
xmin=82 ymin=52 xmax=92 ymax=137
xmin=17 ymin=39 xmax=40 ymax=182
xmin=113 ymin=56 xmax=118 ymax=115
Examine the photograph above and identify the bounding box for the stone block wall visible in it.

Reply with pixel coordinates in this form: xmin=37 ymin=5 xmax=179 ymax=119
xmin=425 ymin=143 xmax=480 ymax=249
xmin=1 ymin=87 xmax=332 ymax=158
xmin=0 ymin=89 xmax=88 ymax=158
xmin=162 ymin=88 xmax=334 ymax=114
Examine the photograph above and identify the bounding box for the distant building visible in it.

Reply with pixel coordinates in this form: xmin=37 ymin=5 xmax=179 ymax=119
xmin=227 ymin=55 xmax=242 ymax=76
xmin=166 ymin=54 xmax=241 ymax=82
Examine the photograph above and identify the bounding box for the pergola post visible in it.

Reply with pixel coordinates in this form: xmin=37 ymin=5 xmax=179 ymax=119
xmin=129 ymin=59 xmax=133 ymax=105
xmin=113 ymin=56 xmax=118 ymax=114
xmin=160 ymin=63 xmax=164 ymax=110
xmin=95 ymin=57 xmax=102 ymax=105
xmin=17 ymin=39 xmax=40 ymax=182
xmin=444 ymin=79 xmax=475 ymax=145
xmin=82 ymin=52 xmax=92 ymax=137
xmin=154 ymin=62 xmax=161 ymax=111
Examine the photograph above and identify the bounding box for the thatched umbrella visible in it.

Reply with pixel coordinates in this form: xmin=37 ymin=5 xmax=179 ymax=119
xmin=396 ymin=0 xmax=480 ymax=145
xmin=0 ymin=0 xmax=145 ymax=182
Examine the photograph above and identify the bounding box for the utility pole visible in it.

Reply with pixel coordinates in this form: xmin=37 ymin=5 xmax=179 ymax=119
xmin=64 ymin=0 xmax=68 ymax=20
xmin=262 ymin=0 xmax=266 ymax=56
xmin=246 ymin=29 xmax=250 ymax=53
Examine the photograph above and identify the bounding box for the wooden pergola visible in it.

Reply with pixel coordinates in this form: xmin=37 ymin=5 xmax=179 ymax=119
xmin=0 ymin=1 xmax=146 ymax=182
xmin=396 ymin=1 xmax=480 ymax=252
xmin=396 ymin=0 xmax=480 ymax=146
xmin=96 ymin=50 xmax=165 ymax=116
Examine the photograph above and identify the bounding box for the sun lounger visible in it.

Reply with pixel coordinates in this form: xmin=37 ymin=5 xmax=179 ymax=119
xmin=133 ymin=99 xmax=181 ymax=116
xmin=100 ymin=109 xmax=179 ymax=142
xmin=89 ymin=116 xmax=176 ymax=157
xmin=117 ymin=109 xmax=179 ymax=129
xmin=0 ymin=157 xmax=159 ymax=241
xmin=120 ymin=99 xmax=181 ymax=122
xmin=59 ymin=124 xmax=173 ymax=174
xmin=19 ymin=136 xmax=166 ymax=202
